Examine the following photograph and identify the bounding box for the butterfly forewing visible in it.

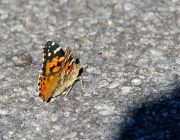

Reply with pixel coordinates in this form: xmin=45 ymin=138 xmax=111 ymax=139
xmin=38 ymin=41 xmax=66 ymax=101
xmin=42 ymin=41 xmax=65 ymax=76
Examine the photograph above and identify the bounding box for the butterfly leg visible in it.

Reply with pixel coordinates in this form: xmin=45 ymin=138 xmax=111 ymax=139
xmin=77 ymin=76 xmax=89 ymax=94
xmin=63 ymin=85 xmax=73 ymax=101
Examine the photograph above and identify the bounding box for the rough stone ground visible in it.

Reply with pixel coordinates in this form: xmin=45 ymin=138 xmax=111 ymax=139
xmin=0 ymin=0 xmax=180 ymax=140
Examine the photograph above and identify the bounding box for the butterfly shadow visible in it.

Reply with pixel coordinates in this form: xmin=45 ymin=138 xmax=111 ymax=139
xmin=113 ymin=86 xmax=180 ymax=140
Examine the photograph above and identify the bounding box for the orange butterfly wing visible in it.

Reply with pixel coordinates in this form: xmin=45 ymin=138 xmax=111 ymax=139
xmin=38 ymin=41 xmax=66 ymax=101
xmin=38 ymin=73 xmax=60 ymax=101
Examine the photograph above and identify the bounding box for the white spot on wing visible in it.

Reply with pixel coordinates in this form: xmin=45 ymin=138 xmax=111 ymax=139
xmin=51 ymin=42 xmax=55 ymax=45
xmin=54 ymin=47 xmax=61 ymax=54
xmin=48 ymin=52 xmax=51 ymax=57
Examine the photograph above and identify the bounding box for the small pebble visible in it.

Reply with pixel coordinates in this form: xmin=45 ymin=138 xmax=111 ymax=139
xmin=131 ymin=79 xmax=142 ymax=85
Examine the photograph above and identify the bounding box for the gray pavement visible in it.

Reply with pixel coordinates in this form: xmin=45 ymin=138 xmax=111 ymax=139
xmin=0 ymin=0 xmax=180 ymax=139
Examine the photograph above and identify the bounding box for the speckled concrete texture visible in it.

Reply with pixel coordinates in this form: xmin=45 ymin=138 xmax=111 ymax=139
xmin=1 ymin=0 xmax=180 ymax=139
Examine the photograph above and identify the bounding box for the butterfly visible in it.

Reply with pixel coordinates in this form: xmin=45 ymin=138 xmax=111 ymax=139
xmin=38 ymin=41 xmax=87 ymax=102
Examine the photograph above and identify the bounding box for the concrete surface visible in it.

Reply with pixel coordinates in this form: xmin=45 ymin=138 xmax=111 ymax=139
xmin=0 ymin=0 xmax=180 ymax=139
